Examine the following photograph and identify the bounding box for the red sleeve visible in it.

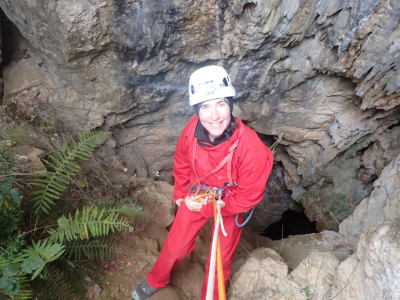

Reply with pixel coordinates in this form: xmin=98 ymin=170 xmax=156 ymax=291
xmin=200 ymin=131 xmax=273 ymax=217
xmin=172 ymin=124 xmax=193 ymax=201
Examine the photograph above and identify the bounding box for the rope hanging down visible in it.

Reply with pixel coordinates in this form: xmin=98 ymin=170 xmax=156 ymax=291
xmin=206 ymin=190 xmax=227 ymax=300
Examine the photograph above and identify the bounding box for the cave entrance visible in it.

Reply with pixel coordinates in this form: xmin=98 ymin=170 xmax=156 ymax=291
xmin=1 ymin=9 xmax=29 ymax=66
xmin=262 ymin=208 xmax=317 ymax=240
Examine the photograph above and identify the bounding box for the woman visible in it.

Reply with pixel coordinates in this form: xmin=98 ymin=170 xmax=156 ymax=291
xmin=133 ymin=65 xmax=273 ymax=300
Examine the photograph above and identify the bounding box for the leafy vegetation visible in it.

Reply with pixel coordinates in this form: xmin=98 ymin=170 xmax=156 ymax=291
xmin=0 ymin=128 xmax=144 ymax=299
xmin=31 ymin=131 xmax=112 ymax=216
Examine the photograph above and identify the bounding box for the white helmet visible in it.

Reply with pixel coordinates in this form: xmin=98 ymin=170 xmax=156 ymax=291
xmin=188 ymin=65 xmax=236 ymax=106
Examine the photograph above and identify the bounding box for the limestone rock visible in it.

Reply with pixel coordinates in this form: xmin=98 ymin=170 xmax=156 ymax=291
xmin=150 ymin=286 xmax=182 ymax=300
xmin=86 ymin=283 xmax=102 ymax=300
xmin=171 ymin=260 xmax=204 ymax=300
xmin=124 ymin=178 xmax=175 ymax=230
xmin=340 ymin=152 xmax=400 ymax=238
xmin=229 ymin=248 xmax=306 ymax=300
xmin=250 ymin=162 xmax=293 ymax=232
xmin=3 ymin=57 xmax=47 ymax=96
xmin=264 ymin=230 xmax=352 ymax=270
xmin=12 ymin=145 xmax=45 ymax=172
xmin=332 ymin=222 xmax=400 ymax=300
xmin=290 ymin=251 xmax=339 ymax=300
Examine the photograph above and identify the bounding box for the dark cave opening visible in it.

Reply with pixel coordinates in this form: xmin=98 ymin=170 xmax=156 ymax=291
xmin=0 ymin=9 xmax=31 ymax=105
xmin=262 ymin=208 xmax=317 ymax=240
xmin=1 ymin=9 xmax=28 ymax=67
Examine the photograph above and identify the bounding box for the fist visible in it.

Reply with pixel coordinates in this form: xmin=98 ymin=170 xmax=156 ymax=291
xmin=185 ymin=195 xmax=202 ymax=212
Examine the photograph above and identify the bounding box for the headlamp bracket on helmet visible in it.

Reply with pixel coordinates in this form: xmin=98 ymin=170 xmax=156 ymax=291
xmin=201 ymin=80 xmax=217 ymax=96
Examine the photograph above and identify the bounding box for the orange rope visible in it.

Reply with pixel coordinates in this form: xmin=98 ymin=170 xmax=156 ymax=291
xmin=213 ymin=200 xmax=226 ymax=300
xmin=193 ymin=192 xmax=217 ymax=202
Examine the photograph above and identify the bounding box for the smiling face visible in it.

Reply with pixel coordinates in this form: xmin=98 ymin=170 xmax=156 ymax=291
xmin=198 ymin=98 xmax=231 ymax=142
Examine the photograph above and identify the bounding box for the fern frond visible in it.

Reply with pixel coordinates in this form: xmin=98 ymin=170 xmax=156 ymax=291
xmin=67 ymin=259 xmax=102 ymax=277
xmin=107 ymin=203 xmax=149 ymax=224
xmin=21 ymin=239 xmax=65 ymax=279
xmin=31 ymin=130 xmax=111 ymax=216
xmin=7 ymin=274 xmax=33 ymax=300
xmin=38 ymin=266 xmax=75 ymax=300
xmin=0 ymin=259 xmax=30 ymax=299
xmin=48 ymin=205 xmax=133 ymax=243
xmin=0 ymin=255 xmax=7 ymax=270
xmin=64 ymin=238 xmax=119 ymax=262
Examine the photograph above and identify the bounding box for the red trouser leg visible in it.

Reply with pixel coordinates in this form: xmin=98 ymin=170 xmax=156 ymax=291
xmin=200 ymin=214 xmax=242 ymax=300
xmin=147 ymin=204 xmax=209 ymax=289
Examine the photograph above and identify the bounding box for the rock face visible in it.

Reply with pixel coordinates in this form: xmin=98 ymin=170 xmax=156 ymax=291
xmin=230 ymin=247 xmax=340 ymax=300
xmin=340 ymin=152 xmax=400 ymax=238
xmin=230 ymin=248 xmax=306 ymax=300
xmin=249 ymin=162 xmax=293 ymax=232
xmin=229 ymin=150 xmax=400 ymax=299
xmin=264 ymin=230 xmax=352 ymax=270
xmin=333 ymin=222 xmax=400 ymax=300
xmin=0 ymin=0 xmax=399 ymax=230
xmin=230 ymin=222 xmax=400 ymax=300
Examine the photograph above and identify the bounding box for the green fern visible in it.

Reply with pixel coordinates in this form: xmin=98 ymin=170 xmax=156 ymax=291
xmin=0 ymin=274 xmax=33 ymax=300
xmin=31 ymin=130 xmax=111 ymax=216
xmin=105 ymin=203 xmax=148 ymax=223
xmin=0 ymin=256 xmax=7 ymax=270
xmin=37 ymin=266 xmax=75 ymax=300
xmin=0 ymin=255 xmax=33 ymax=300
xmin=65 ymin=259 xmax=102 ymax=278
xmin=64 ymin=238 xmax=119 ymax=262
xmin=21 ymin=240 xmax=65 ymax=280
xmin=48 ymin=206 xmax=133 ymax=243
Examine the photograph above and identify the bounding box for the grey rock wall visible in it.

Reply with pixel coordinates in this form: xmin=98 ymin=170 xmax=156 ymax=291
xmin=333 ymin=222 xmax=400 ymax=300
xmin=0 ymin=0 xmax=399 ymax=230
xmin=339 ymin=151 xmax=400 ymax=238
xmin=230 ymin=222 xmax=400 ymax=300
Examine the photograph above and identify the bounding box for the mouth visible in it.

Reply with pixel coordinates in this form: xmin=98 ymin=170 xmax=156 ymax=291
xmin=209 ymin=123 xmax=224 ymax=129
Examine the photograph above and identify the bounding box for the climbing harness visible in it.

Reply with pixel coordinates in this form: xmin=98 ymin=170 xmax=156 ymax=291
xmin=188 ymin=125 xmax=256 ymax=227
xmin=190 ymin=182 xmax=255 ymax=228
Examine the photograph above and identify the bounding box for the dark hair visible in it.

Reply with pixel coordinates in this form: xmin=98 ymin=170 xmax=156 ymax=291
xmin=226 ymin=112 xmax=238 ymax=136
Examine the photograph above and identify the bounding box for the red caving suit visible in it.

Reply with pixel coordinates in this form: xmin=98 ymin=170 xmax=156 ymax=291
xmin=147 ymin=115 xmax=273 ymax=299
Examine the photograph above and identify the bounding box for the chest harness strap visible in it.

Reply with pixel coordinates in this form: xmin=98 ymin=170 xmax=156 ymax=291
xmin=189 ymin=126 xmax=254 ymax=227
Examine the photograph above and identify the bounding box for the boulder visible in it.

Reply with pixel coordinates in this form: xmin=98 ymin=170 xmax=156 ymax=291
xmin=264 ymin=230 xmax=352 ymax=270
xmin=229 ymin=248 xmax=306 ymax=300
xmin=333 ymin=222 xmax=400 ymax=300
xmin=340 ymin=152 xmax=400 ymax=239
xmin=290 ymin=251 xmax=339 ymax=300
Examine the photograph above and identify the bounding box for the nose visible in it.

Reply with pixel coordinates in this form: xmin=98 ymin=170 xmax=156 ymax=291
xmin=209 ymin=106 xmax=219 ymax=121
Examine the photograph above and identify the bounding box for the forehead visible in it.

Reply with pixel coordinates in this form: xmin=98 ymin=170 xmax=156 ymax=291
xmin=201 ymin=98 xmax=227 ymax=106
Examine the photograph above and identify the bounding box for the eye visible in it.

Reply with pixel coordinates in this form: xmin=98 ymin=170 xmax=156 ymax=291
xmin=218 ymin=101 xmax=228 ymax=108
xmin=200 ymin=104 xmax=209 ymax=111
